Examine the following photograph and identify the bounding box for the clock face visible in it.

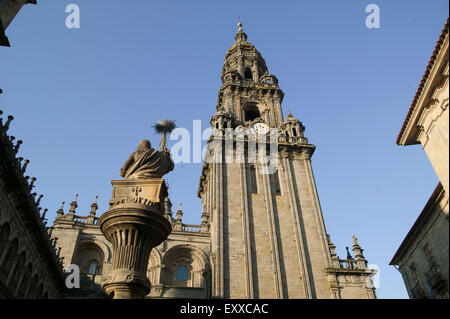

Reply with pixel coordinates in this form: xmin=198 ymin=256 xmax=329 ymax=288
xmin=253 ymin=123 xmax=269 ymax=135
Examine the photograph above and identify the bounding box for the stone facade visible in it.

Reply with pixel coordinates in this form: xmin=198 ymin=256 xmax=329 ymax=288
xmin=2 ymin=21 xmax=378 ymax=299
xmin=0 ymin=108 xmax=66 ymax=298
xmin=391 ymin=18 xmax=449 ymax=299
xmin=197 ymin=22 xmax=376 ymax=299
xmin=51 ymin=200 xmax=211 ymax=299
xmin=397 ymin=19 xmax=449 ymax=197
xmin=391 ymin=184 xmax=449 ymax=298
xmin=0 ymin=0 xmax=36 ymax=47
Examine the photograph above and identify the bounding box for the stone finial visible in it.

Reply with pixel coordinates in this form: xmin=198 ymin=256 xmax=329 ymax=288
xmin=176 ymin=203 xmax=183 ymax=221
xmin=3 ymin=115 xmax=14 ymax=132
xmin=235 ymin=20 xmax=248 ymax=42
xmin=352 ymin=234 xmax=359 ymax=246
xmin=21 ymin=159 xmax=29 ymax=173
xmin=57 ymin=201 xmax=65 ymax=216
xmin=352 ymin=234 xmax=365 ymax=260
xmin=13 ymin=140 xmax=22 ymax=155
xmin=163 ymin=197 xmax=173 ymax=223
xmin=90 ymin=195 xmax=99 ymax=216
xmin=345 ymin=247 xmax=353 ymax=260
xmin=327 ymin=234 xmax=338 ymax=258
xmin=41 ymin=208 xmax=48 ymax=220
xmin=68 ymin=194 xmax=78 ymax=215
xmin=164 ymin=197 xmax=171 ymax=213
xmin=36 ymin=194 xmax=43 ymax=206
xmin=30 ymin=177 xmax=37 ymax=188
xmin=287 ymin=109 xmax=293 ymax=118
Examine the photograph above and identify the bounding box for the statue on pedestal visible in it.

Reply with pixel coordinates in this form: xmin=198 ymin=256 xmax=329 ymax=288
xmin=120 ymin=139 xmax=174 ymax=180
xmin=99 ymin=120 xmax=176 ymax=299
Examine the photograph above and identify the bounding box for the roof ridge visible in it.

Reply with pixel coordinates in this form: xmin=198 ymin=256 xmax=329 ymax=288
xmin=396 ymin=17 xmax=449 ymax=145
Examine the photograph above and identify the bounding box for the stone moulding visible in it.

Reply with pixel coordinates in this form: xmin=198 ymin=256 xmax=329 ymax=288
xmin=109 ymin=178 xmax=168 ymax=211
xmin=99 ymin=178 xmax=172 ymax=298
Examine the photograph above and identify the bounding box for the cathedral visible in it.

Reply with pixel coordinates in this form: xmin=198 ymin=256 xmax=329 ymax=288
xmin=0 ymin=20 xmax=377 ymax=299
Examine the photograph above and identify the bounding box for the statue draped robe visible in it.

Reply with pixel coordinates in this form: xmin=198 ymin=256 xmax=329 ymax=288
xmin=121 ymin=148 xmax=174 ymax=180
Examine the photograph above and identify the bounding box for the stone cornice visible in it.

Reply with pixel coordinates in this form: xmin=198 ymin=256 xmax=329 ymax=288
xmin=397 ymin=18 xmax=449 ymax=145
xmin=324 ymin=267 xmax=377 ymax=275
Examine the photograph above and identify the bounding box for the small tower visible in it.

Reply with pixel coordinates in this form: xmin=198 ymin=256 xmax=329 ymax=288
xmin=66 ymin=194 xmax=78 ymax=221
xmin=86 ymin=195 xmax=98 ymax=224
xmin=174 ymin=203 xmax=183 ymax=231
xmin=280 ymin=111 xmax=307 ymax=144
xmin=56 ymin=201 xmax=65 ymax=216
xmin=352 ymin=235 xmax=367 ymax=269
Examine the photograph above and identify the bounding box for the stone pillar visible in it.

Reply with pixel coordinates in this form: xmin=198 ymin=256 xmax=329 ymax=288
xmin=352 ymin=235 xmax=367 ymax=270
xmin=99 ymin=178 xmax=172 ymax=299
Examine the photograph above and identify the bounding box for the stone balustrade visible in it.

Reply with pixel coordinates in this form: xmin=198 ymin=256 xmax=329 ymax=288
xmin=338 ymin=259 xmax=359 ymax=270
xmin=181 ymin=224 xmax=202 ymax=233
xmin=54 ymin=214 xmax=99 ymax=225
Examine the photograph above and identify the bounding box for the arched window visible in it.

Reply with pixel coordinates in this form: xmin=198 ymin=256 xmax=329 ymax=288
xmin=244 ymin=104 xmax=260 ymax=122
xmin=72 ymin=243 xmax=104 ymax=275
xmin=88 ymin=262 xmax=97 ymax=275
xmin=175 ymin=266 xmax=189 ymax=281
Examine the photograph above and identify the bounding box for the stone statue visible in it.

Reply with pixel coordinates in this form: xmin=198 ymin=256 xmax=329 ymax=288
xmin=120 ymin=139 xmax=174 ymax=180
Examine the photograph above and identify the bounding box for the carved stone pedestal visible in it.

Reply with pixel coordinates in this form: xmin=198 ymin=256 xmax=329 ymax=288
xmin=98 ymin=178 xmax=172 ymax=299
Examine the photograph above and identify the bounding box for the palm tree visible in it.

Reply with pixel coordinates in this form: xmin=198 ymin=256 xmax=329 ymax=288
xmin=152 ymin=118 xmax=176 ymax=151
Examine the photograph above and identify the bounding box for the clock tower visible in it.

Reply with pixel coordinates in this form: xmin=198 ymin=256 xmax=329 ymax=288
xmin=198 ymin=22 xmax=377 ymax=299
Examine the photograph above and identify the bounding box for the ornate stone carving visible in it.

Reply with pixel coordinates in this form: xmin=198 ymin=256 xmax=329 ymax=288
xmin=99 ymin=139 xmax=173 ymax=299
xmin=120 ymin=139 xmax=174 ymax=180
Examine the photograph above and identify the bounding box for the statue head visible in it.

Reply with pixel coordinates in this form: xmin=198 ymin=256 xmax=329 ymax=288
xmin=137 ymin=139 xmax=151 ymax=152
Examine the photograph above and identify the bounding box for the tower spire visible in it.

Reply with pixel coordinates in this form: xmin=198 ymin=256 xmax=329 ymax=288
xmin=235 ymin=19 xmax=247 ymax=43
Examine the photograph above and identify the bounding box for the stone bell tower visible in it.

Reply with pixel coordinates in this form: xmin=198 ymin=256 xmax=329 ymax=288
xmin=198 ymin=22 xmax=377 ymax=299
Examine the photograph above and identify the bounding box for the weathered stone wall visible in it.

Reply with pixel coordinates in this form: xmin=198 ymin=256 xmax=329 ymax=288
xmin=51 ymin=215 xmax=211 ymax=298
xmin=417 ymin=60 xmax=449 ymax=196
xmin=393 ymin=20 xmax=449 ymax=299
xmin=396 ymin=187 xmax=449 ymax=299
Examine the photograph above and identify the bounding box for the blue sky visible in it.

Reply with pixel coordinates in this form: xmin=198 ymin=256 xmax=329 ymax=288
xmin=1 ymin=1 xmax=448 ymax=298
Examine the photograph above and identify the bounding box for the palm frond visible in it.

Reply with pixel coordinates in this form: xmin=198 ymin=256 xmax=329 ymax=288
xmin=152 ymin=119 xmax=176 ymax=135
